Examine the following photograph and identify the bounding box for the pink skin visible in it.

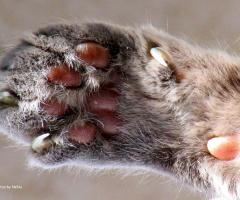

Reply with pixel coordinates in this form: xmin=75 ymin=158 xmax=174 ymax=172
xmin=67 ymin=123 xmax=96 ymax=144
xmin=87 ymin=88 xmax=119 ymax=113
xmin=75 ymin=43 xmax=110 ymax=68
xmin=47 ymin=64 xmax=82 ymax=87
xmin=40 ymin=99 xmax=70 ymax=117
xmin=41 ymin=43 xmax=120 ymax=144
xmin=87 ymin=86 xmax=120 ymax=135
xmin=95 ymin=112 xmax=121 ymax=135
xmin=207 ymin=135 xmax=240 ymax=161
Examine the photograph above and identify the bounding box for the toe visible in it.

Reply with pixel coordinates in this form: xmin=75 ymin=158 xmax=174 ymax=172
xmin=47 ymin=64 xmax=82 ymax=87
xmin=76 ymin=43 xmax=110 ymax=68
xmin=97 ymin=112 xmax=121 ymax=135
xmin=87 ymin=87 xmax=119 ymax=113
xmin=67 ymin=122 xmax=96 ymax=144
xmin=40 ymin=99 xmax=70 ymax=117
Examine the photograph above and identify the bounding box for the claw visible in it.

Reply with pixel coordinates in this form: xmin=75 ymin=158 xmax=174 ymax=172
xmin=150 ymin=47 xmax=171 ymax=67
xmin=31 ymin=133 xmax=52 ymax=153
xmin=0 ymin=91 xmax=18 ymax=106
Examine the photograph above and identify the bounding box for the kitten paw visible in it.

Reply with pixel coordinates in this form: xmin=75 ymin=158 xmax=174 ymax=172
xmin=1 ymin=22 xmax=240 ymax=199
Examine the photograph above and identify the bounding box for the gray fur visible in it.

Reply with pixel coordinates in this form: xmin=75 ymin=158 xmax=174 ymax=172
xmin=0 ymin=22 xmax=239 ymax=200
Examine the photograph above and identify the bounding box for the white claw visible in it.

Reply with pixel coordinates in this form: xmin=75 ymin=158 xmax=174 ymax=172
xmin=150 ymin=47 xmax=170 ymax=67
xmin=31 ymin=133 xmax=51 ymax=153
xmin=0 ymin=91 xmax=18 ymax=106
xmin=0 ymin=91 xmax=11 ymax=98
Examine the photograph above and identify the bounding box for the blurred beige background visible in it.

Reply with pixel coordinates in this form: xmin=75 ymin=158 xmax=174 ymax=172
xmin=0 ymin=0 xmax=240 ymax=200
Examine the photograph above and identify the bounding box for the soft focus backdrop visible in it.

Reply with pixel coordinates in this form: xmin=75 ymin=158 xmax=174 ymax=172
xmin=1 ymin=1 xmax=240 ymax=200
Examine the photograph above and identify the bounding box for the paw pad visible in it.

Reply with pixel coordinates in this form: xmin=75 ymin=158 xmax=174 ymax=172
xmin=76 ymin=43 xmax=110 ymax=68
xmin=47 ymin=64 xmax=82 ymax=87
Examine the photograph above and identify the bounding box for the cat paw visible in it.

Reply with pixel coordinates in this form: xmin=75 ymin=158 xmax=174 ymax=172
xmin=0 ymin=22 xmax=211 ymax=179
xmin=1 ymin=22 xmax=240 ymax=199
xmin=0 ymin=23 xmax=143 ymax=166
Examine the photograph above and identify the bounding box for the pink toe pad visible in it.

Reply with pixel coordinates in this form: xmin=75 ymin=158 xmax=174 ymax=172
xmin=40 ymin=99 xmax=70 ymax=117
xmin=67 ymin=122 xmax=96 ymax=144
xmin=47 ymin=64 xmax=82 ymax=87
xmin=76 ymin=43 xmax=110 ymax=68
